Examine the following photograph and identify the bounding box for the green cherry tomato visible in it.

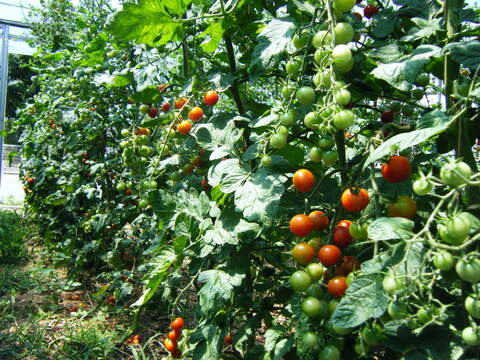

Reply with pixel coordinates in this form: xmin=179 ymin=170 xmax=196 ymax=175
xmin=138 ymin=199 xmax=149 ymax=208
xmin=286 ymin=58 xmax=302 ymax=74
xmin=349 ymin=222 xmax=368 ymax=240
xmin=465 ymin=296 xmax=480 ymax=318
xmin=456 ymin=258 xmax=480 ymax=283
xmin=462 ymin=327 xmax=480 ymax=345
xmin=304 ymin=112 xmax=320 ymax=129
xmin=415 ymin=73 xmax=430 ymax=87
xmin=121 ymin=128 xmax=130 ymax=137
xmin=281 ymin=85 xmax=296 ymax=99
xmin=440 ymin=161 xmax=472 ymax=187
xmin=314 ymin=49 xmax=329 ymax=65
xmin=388 ymin=302 xmax=409 ymax=320
xmin=292 ymin=30 xmax=311 ymax=49
xmin=334 ymin=89 xmax=351 ymax=106
xmin=361 ymin=327 xmax=380 ymax=346
xmin=290 ymin=270 xmax=312 ymax=292
xmin=333 ymin=110 xmax=355 ymax=129
xmin=279 ymin=110 xmax=297 ymax=126
xmin=322 ymin=150 xmax=338 ymax=166
xmin=333 ymin=325 xmax=353 ymax=335
xmin=318 ymin=344 xmax=341 ymax=360
xmin=332 ymin=45 xmax=352 ymax=66
xmin=306 ymin=263 xmax=325 ymax=281
xmin=438 ymin=224 xmax=464 ymax=245
xmin=446 ymin=214 xmax=471 ymax=241
xmin=354 ymin=342 xmax=370 ymax=356
xmin=116 ymin=182 xmax=127 ymax=191
xmin=296 ymin=86 xmax=316 ymax=104
xmin=433 ymin=252 xmax=455 ymax=271
xmin=334 ymin=57 xmax=354 ymax=74
xmin=305 ymin=283 xmax=324 ymax=298
xmin=334 ymin=22 xmax=354 ymax=44
xmin=278 ymin=125 xmax=289 ymax=136
xmin=303 ymin=331 xmax=319 ymax=348
xmin=333 ymin=0 xmax=355 ymax=12
xmin=308 ymin=237 xmax=323 ymax=252
xmin=413 ymin=178 xmax=433 ymax=195
xmin=261 ymin=155 xmax=272 ymax=167
xmin=412 ymin=88 xmax=424 ymax=100
xmin=309 ymin=147 xmax=323 ymax=163
xmin=270 ymin=133 xmax=287 ymax=149
xmin=319 ymin=136 xmax=335 ymax=149
xmin=416 ymin=307 xmax=433 ymax=323
xmin=302 ymin=297 xmax=329 ymax=318
xmin=312 ymin=30 xmax=332 ymax=49
xmin=383 ymin=276 xmax=404 ymax=295
xmin=314 ymin=70 xmax=332 ymax=89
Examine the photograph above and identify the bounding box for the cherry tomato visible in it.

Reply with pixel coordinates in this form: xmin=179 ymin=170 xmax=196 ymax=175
xmin=440 ymin=161 xmax=472 ymax=187
xmin=183 ymin=164 xmax=194 ymax=175
xmin=296 ymin=86 xmax=315 ymax=104
xmin=177 ymin=120 xmax=192 ymax=135
xmin=168 ymin=330 xmax=181 ymax=342
xmin=361 ymin=327 xmax=380 ymax=346
xmin=381 ymin=156 xmax=411 ymax=183
xmin=171 ymin=317 xmax=185 ymax=331
xmin=446 ymin=214 xmax=470 ymax=241
xmin=290 ymin=270 xmax=312 ymax=292
xmin=465 ymin=296 xmax=480 ymax=318
xmin=333 ymin=109 xmax=354 ymax=129
xmin=455 ymin=258 xmax=480 ymax=283
xmin=261 ymin=155 xmax=272 ymax=167
xmin=318 ymin=245 xmax=342 ymax=266
xmin=388 ymin=302 xmax=408 ymax=320
xmin=462 ymin=327 xmax=480 ymax=345
xmin=334 ymin=22 xmax=354 ymax=45
xmin=308 ymin=237 xmax=322 ymax=251
xmin=290 ymin=214 xmax=314 ymax=237
xmin=224 ymin=334 xmax=233 ymax=345
xmin=383 ymin=275 xmax=404 ymax=295
xmin=171 ymin=348 xmax=182 ymax=358
xmin=334 ymin=0 xmax=355 ymax=12
xmin=334 ymin=89 xmax=351 ymax=106
xmin=337 ymin=219 xmax=352 ymax=229
xmin=203 ymin=90 xmax=219 ymax=106
xmin=269 ymin=133 xmax=287 ymax=149
xmin=413 ymin=178 xmax=433 ymax=195
xmin=292 ymin=242 xmax=315 ymax=265
xmin=175 ymin=97 xmax=187 ymax=109
xmin=148 ymin=107 xmax=158 ymax=118
xmin=387 ymin=195 xmax=416 ymax=218
xmin=328 ymin=276 xmax=348 ymax=297
xmin=302 ymin=296 xmax=325 ymax=318
xmin=341 ymin=188 xmax=369 ymax=212
xmin=339 ymin=255 xmax=360 ymax=275
xmin=164 ymin=337 xmax=177 ymax=352
xmin=161 ymin=102 xmax=170 ymax=112
xmin=318 ymin=344 xmax=341 ymax=360
xmin=433 ymin=252 xmax=455 ymax=271
xmin=381 ymin=110 xmax=394 ymax=123
xmin=354 ymin=342 xmax=370 ymax=356
xmin=309 ymin=210 xmax=329 ymax=231
xmin=189 ymin=106 xmax=204 ymax=122
xmin=348 ymin=222 xmax=368 ymax=240
xmin=306 ymin=262 xmax=325 ymax=280
xmin=364 ymin=4 xmax=379 ymax=18
xmin=302 ymin=331 xmax=319 ymax=348
xmin=293 ymin=169 xmax=315 ymax=192
xmin=333 ymin=226 xmax=353 ymax=248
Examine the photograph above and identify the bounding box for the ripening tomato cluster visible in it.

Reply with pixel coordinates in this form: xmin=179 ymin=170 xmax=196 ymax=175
xmin=126 ymin=334 xmax=142 ymax=345
xmin=163 ymin=317 xmax=184 ymax=358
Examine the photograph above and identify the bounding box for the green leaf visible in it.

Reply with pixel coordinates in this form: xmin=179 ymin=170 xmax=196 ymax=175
xmin=208 ymin=72 xmax=236 ymax=92
xmin=274 ymin=144 xmax=305 ymax=166
xmin=208 ymin=159 xmax=249 ymax=194
xmin=371 ymin=45 xmax=441 ymax=91
xmin=264 ymin=326 xmax=284 ymax=352
xmin=274 ymin=338 xmax=294 ymax=360
xmin=369 ymin=43 xmax=405 ymax=63
xmin=330 ymin=274 xmax=388 ymax=328
xmin=107 ymin=1 xmax=184 ymax=46
xmin=197 ymin=269 xmax=245 ymax=315
xmin=368 ymin=217 xmax=414 ymax=242
xmin=132 ymin=247 xmax=177 ymax=306
xmin=363 ymin=110 xmax=452 ymax=168
xmin=371 ymin=8 xmax=399 ymax=38
xmin=204 ymin=210 xmax=261 ymax=246
xmin=444 ymin=41 xmax=480 ymax=70
xmin=249 ymin=18 xmax=296 ymax=81
xmin=234 ymin=168 xmax=288 ymax=222
xmin=190 ymin=324 xmax=224 ymax=360
xmin=200 ymin=21 xmax=225 ymax=53
xmin=400 ymin=18 xmax=441 ymax=42
xmin=131 ymin=85 xmax=161 ymax=104
xmin=290 ymin=0 xmax=316 ymax=15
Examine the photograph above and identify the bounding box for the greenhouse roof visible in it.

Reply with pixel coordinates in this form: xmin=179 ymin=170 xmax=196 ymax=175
xmin=0 ymin=0 xmax=37 ymax=56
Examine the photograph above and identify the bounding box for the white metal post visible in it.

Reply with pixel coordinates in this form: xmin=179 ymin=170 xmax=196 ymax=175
xmin=0 ymin=23 xmax=9 ymax=189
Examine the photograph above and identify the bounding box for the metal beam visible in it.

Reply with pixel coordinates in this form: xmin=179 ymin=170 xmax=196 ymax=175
xmin=0 ymin=19 xmax=31 ymax=29
xmin=0 ymin=24 xmax=9 ymax=189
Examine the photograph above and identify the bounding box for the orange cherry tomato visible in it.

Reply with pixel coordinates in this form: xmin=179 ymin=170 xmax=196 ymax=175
xmin=175 ymin=97 xmax=188 ymax=109
xmin=290 ymin=214 xmax=314 ymax=237
xmin=203 ymin=90 xmax=219 ymax=106
xmin=292 ymin=242 xmax=315 ymax=265
xmin=224 ymin=334 xmax=233 ymax=345
xmin=164 ymin=337 xmax=177 ymax=352
xmin=189 ymin=106 xmax=204 ymax=122
xmin=387 ymin=195 xmax=417 ymax=218
xmin=293 ymin=169 xmax=315 ymax=192
xmin=168 ymin=330 xmax=181 ymax=342
xmin=341 ymin=188 xmax=369 ymax=212
xmin=171 ymin=317 xmax=185 ymax=331
xmin=309 ymin=210 xmax=329 ymax=231
xmin=177 ymin=120 xmax=192 ymax=135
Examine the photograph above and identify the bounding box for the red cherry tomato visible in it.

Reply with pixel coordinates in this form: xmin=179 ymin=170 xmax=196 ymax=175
xmin=381 ymin=155 xmax=411 ymax=183
xmin=318 ymin=245 xmax=342 ymax=266
xmin=309 ymin=210 xmax=329 ymax=231
xmin=381 ymin=110 xmax=394 ymax=123
xmin=148 ymin=107 xmax=158 ymax=118
xmin=290 ymin=214 xmax=314 ymax=237
xmin=161 ymin=102 xmax=170 ymax=112
xmin=293 ymin=169 xmax=315 ymax=192
xmin=337 ymin=219 xmax=352 ymax=229
xmin=335 ymin=255 xmax=360 ymax=276
xmin=224 ymin=334 xmax=233 ymax=345
xmin=341 ymin=188 xmax=369 ymax=212
xmin=171 ymin=349 xmax=182 ymax=358
xmin=203 ymin=90 xmax=219 ymax=106
xmin=333 ymin=226 xmax=353 ymax=249
xmin=168 ymin=330 xmax=181 ymax=342
xmin=171 ymin=317 xmax=185 ymax=331
xmin=328 ymin=276 xmax=348 ymax=297
xmin=364 ymin=4 xmax=379 ymax=18
xmin=189 ymin=106 xmax=204 ymax=122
